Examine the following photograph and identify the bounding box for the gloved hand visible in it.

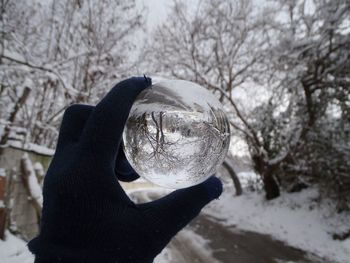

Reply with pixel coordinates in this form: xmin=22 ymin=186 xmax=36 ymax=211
xmin=28 ymin=77 xmax=223 ymax=263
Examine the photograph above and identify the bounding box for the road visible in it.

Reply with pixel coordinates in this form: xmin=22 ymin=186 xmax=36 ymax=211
xmin=130 ymin=190 xmax=325 ymax=263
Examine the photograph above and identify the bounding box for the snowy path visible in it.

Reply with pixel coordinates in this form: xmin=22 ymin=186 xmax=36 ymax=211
xmin=132 ymin=190 xmax=325 ymax=263
xmin=156 ymin=213 xmax=325 ymax=263
xmin=193 ymin=214 xmax=324 ymax=262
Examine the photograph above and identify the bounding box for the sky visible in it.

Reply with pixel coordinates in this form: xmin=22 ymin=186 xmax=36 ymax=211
xmin=140 ymin=0 xmax=171 ymax=30
xmin=139 ymin=0 xmax=200 ymax=30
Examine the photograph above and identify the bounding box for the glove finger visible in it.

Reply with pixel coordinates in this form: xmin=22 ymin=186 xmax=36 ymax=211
xmin=56 ymin=104 xmax=94 ymax=150
xmin=115 ymin=140 xmax=140 ymax=182
xmin=54 ymin=105 xmax=135 ymax=205
xmin=81 ymin=76 xmax=151 ymax=162
xmin=138 ymin=176 xmax=222 ymax=248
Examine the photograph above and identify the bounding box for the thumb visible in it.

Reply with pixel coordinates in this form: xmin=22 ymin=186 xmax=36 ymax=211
xmin=138 ymin=176 xmax=222 ymax=250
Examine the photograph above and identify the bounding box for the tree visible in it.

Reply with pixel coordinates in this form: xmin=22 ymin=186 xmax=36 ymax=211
xmin=0 ymin=0 xmax=145 ymax=148
xmin=244 ymin=0 xmax=350 ymax=203
xmin=143 ymin=0 xmax=350 ymax=203
xmin=142 ymin=0 xmax=273 ymax=197
xmin=270 ymin=0 xmax=350 ymax=207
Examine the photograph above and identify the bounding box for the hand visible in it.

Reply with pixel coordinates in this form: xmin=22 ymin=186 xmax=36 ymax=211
xmin=28 ymin=77 xmax=223 ymax=263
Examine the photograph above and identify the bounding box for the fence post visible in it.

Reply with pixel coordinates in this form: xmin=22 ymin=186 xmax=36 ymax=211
xmin=0 ymin=169 xmax=6 ymax=240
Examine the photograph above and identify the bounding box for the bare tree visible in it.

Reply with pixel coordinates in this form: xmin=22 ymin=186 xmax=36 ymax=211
xmin=143 ymin=0 xmax=350 ymax=202
xmin=142 ymin=0 xmax=269 ymax=197
xmin=0 ymin=0 xmax=145 ymax=148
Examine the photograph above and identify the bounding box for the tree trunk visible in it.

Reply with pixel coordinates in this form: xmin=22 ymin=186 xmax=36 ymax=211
xmin=222 ymin=161 xmax=242 ymax=196
xmin=252 ymin=154 xmax=280 ymax=200
xmin=263 ymin=172 xmax=280 ymax=200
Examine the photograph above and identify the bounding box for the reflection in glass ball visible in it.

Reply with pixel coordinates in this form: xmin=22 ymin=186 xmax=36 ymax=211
xmin=123 ymin=79 xmax=230 ymax=189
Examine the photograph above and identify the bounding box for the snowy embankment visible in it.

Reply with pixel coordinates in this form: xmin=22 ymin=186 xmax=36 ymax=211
xmin=206 ymin=173 xmax=350 ymax=263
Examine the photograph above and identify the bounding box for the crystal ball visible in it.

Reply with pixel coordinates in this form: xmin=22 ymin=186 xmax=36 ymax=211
xmin=123 ymin=79 xmax=230 ymax=188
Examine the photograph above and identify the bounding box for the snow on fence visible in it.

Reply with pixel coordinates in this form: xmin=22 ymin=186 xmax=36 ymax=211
xmin=0 ymin=145 xmax=52 ymax=241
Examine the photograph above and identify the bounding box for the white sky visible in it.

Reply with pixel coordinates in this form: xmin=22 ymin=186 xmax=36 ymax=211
xmin=139 ymin=0 xmax=273 ymax=32
xmin=139 ymin=0 xmax=200 ymax=30
xmin=140 ymin=0 xmax=171 ymax=30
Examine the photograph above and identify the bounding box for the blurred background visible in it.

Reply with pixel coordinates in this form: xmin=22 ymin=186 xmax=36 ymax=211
xmin=0 ymin=0 xmax=349 ymax=262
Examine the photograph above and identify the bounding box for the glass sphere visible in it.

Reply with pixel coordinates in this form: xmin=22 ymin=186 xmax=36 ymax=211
xmin=123 ymin=79 xmax=230 ymax=188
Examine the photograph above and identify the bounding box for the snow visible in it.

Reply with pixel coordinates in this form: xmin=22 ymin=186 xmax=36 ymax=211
xmin=3 ymin=50 xmax=26 ymax=62
xmin=33 ymin=162 xmax=44 ymax=171
xmin=155 ymin=227 xmax=219 ymax=263
xmin=237 ymin=171 xmax=258 ymax=186
xmin=0 ymin=122 xmax=54 ymax=156
xmin=206 ymin=185 xmax=350 ymax=263
xmin=343 ymin=239 xmax=350 ymax=254
xmin=268 ymin=150 xmax=289 ymax=165
xmin=0 ymin=231 xmax=33 ymax=263
xmin=22 ymin=154 xmax=43 ymax=207
xmin=9 ymin=141 xmax=54 ymax=156
xmin=1 ymin=175 xmax=349 ymax=263
xmin=22 ymin=78 xmax=34 ymax=89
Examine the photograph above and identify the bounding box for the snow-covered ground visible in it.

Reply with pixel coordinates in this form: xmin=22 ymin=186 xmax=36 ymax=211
xmin=0 ymin=232 xmax=33 ymax=263
xmin=206 ymin=176 xmax=350 ymax=263
xmin=132 ymin=174 xmax=350 ymax=263
xmin=155 ymin=226 xmax=219 ymax=263
xmin=1 ymin=172 xmax=350 ymax=263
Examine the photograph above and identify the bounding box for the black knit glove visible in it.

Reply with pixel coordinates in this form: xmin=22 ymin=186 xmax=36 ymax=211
xmin=28 ymin=77 xmax=223 ymax=263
